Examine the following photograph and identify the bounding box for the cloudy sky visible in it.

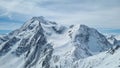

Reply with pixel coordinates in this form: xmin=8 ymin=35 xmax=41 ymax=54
xmin=0 ymin=0 xmax=120 ymax=34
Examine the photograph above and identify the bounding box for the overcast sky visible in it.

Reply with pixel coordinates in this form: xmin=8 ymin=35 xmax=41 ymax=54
xmin=0 ymin=0 xmax=120 ymax=34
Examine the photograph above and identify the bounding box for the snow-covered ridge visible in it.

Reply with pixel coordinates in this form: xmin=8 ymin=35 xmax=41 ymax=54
xmin=0 ymin=16 xmax=119 ymax=68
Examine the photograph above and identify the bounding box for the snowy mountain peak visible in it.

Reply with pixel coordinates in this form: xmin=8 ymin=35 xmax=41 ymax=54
xmin=0 ymin=17 xmax=119 ymax=68
xmin=32 ymin=16 xmax=44 ymax=20
xmin=31 ymin=16 xmax=47 ymax=24
xmin=21 ymin=16 xmax=54 ymax=30
xmin=79 ymin=24 xmax=89 ymax=30
xmin=73 ymin=24 xmax=112 ymax=59
xmin=79 ymin=24 xmax=98 ymax=34
xmin=8 ymin=16 xmax=49 ymax=37
xmin=21 ymin=16 xmax=44 ymax=29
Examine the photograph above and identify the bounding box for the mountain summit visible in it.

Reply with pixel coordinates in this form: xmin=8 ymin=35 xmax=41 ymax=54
xmin=0 ymin=17 xmax=119 ymax=68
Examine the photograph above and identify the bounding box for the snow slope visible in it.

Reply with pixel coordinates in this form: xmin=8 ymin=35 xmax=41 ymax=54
xmin=71 ymin=45 xmax=120 ymax=68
